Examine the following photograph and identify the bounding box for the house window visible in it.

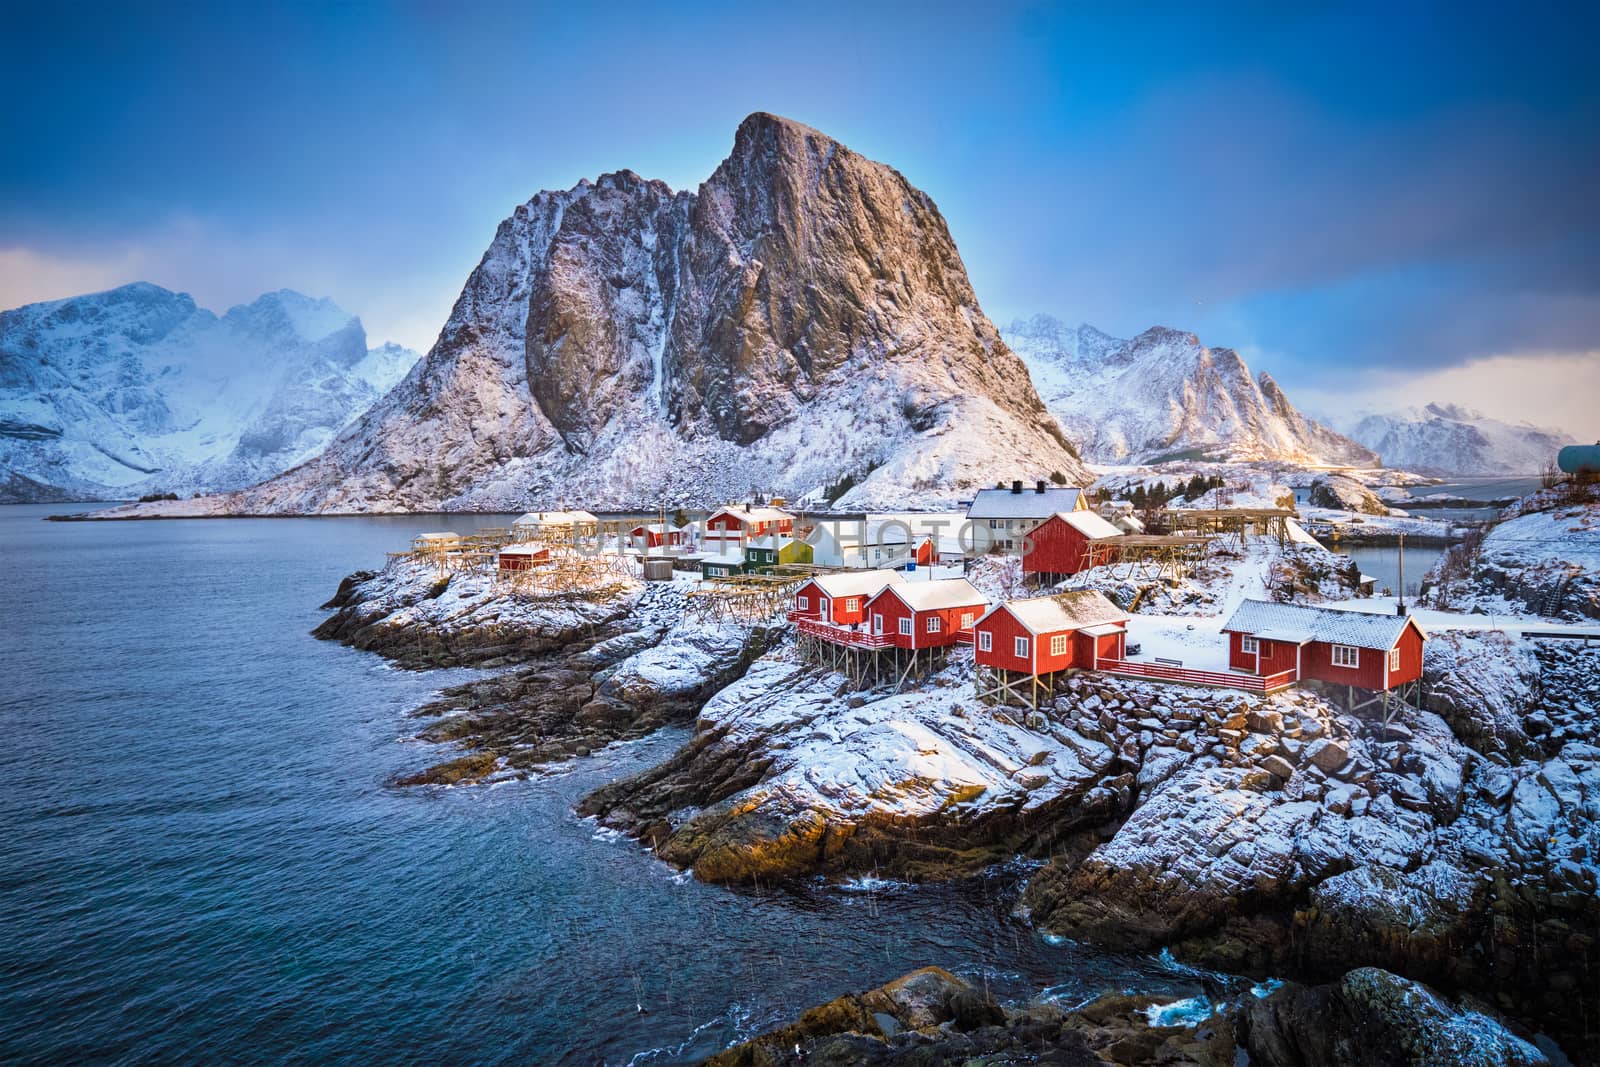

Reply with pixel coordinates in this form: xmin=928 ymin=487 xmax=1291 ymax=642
xmin=845 ymin=597 xmax=859 ymax=612
xmin=926 ymin=616 xmax=941 ymax=633
xmin=1014 ymin=636 xmax=1030 ymax=658
xmin=1388 ymin=648 xmax=1400 ymax=672
xmin=1331 ymin=644 xmax=1360 ymax=668
xmin=978 ymin=631 xmax=993 ymax=652
xmin=959 ymin=612 xmax=974 ymax=629
xmin=797 ymin=595 xmax=809 ymax=611
xmin=1050 ymin=634 xmax=1067 ymax=656
xmin=1240 ymin=635 xmax=1258 ymax=654
xmin=898 ymin=617 xmax=913 ymax=635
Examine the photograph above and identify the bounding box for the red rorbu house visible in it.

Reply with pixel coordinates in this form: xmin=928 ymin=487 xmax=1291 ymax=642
xmin=629 ymin=523 xmax=686 ymax=549
xmin=702 ymin=505 xmax=796 ymax=552
xmin=972 ymin=590 xmax=1128 ymax=709
xmin=1221 ymin=599 xmax=1427 ymax=695
xmin=498 ymin=543 xmax=552 ymax=575
xmin=1021 ymin=511 xmax=1125 ymax=580
xmin=863 ymin=578 xmax=988 ymax=652
xmin=789 ymin=570 xmax=906 ymax=631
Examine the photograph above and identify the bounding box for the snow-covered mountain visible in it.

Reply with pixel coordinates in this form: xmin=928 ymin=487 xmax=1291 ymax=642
xmin=127 ymin=113 xmax=1084 ymax=516
xmin=0 ymin=284 xmax=419 ymax=501
xmin=1345 ymin=403 xmax=1574 ymax=475
xmin=1002 ymin=316 xmax=1377 ymax=468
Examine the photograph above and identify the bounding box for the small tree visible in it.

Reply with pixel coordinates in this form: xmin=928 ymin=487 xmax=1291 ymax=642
xmin=1049 ymin=469 xmax=1067 ymax=486
xmin=673 ymin=507 xmax=689 ymax=529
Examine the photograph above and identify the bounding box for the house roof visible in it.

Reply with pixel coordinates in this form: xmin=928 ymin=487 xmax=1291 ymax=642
xmin=710 ymin=505 xmax=794 ymax=525
xmin=1222 ymin=599 xmax=1424 ymax=651
xmin=631 ymin=523 xmax=682 ymax=534
xmin=877 ymin=577 xmax=986 ymax=612
xmin=514 ymin=510 xmax=599 ymax=526
xmin=967 ymin=487 xmax=1085 ymax=520
xmin=806 ymin=570 xmax=906 ymax=599
xmin=1051 ymin=511 xmax=1124 ymax=540
xmin=700 ymin=549 xmax=748 ymax=567
xmin=499 ymin=542 xmax=549 ymax=555
xmin=415 ymin=532 xmax=459 ymax=542
xmin=979 ymin=590 xmax=1127 ymax=635
xmin=745 ymin=534 xmax=802 ymax=550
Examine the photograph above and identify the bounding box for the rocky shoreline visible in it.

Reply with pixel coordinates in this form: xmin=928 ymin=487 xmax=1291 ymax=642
xmin=314 ymin=560 xmax=1598 ymax=1061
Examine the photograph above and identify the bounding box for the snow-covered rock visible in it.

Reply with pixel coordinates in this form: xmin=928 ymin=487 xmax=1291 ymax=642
xmin=1308 ymin=474 xmax=1390 ymax=515
xmin=1003 ymin=316 xmax=1376 ymax=467
xmin=108 ymin=114 xmax=1086 ymax=516
xmin=1347 ymin=402 xmax=1574 ymax=476
xmin=0 ymin=283 xmax=418 ymax=501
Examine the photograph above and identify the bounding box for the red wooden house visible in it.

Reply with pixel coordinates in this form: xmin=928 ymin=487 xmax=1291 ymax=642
xmin=790 ymin=570 xmax=905 ymax=628
xmin=498 ymin=543 xmax=552 ymax=574
xmin=702 ymin=505 xmax=796 ymax=551
xmin=1221 ymin=599 xmax=1426 ymax=691
xmin=1022 ymin=511 xmax=1125 ymax=578
xmin=973 ymin=591 xmax=1128 ymax=676
xmin=629 ymin=523 xmax=686 ymax=549
xmin=863 ymin=578 xmax=988 ymax=650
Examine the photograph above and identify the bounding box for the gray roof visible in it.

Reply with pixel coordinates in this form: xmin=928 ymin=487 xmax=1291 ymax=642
xmin=967 ymin=487 xmax=1085 ymax=520
xmin=1222 ymin=599 xmax=1423 ymax=651
xmin=978 ymin=590 xmax=1127 ymax=635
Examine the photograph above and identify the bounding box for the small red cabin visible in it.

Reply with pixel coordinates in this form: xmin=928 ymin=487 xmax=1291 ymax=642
xmin=630 ymin=523 xmax=685 ymax=549
xmin=790 ymin=570 xmax=906 ymax=627
xmin=1222 ymin=599 xmax=1427 ymax=691
xmin=498 ymin=543 xmax=551 ymax=574
xmin=973 ymin=591 xmax=1128 ymax=676
xmin=1022 ymin=511 xmax=1125 ymax=578
xmin=704 ymin=505 xmax=795 ymax=542
xmin=863 ymin=579 xmax=988 ymax=650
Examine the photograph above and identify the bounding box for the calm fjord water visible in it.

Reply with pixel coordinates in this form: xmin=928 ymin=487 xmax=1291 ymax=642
xmin=0 ymin=504 xmax=1203 ymax=1065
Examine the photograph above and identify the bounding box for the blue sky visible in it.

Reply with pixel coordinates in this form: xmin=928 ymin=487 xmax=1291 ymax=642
xmin=3 ymin=1 xmax=1596 ymax=433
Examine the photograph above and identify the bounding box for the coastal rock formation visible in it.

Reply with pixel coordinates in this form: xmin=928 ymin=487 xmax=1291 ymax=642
xmin=0 ymin=283 xmax=416 ymax=501
xmin=1347 ymin=402 xmax=1575 ymax=476
xmin=1003 ymin=315 xmax=1376 ymax=467
xmin=117 ymin=113 xmax=1084 ymax=515
xmin=709 ymin=964 xmax=1546 ymax=1067
xmin=1430 ymin=492 xmax=1600 ymax=620
xmin=1307 ymin=473 xmax=1390 ymax=515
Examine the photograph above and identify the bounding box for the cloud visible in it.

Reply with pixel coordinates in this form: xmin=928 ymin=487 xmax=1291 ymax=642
xmin=1296 ymin=350 xmax=1600 ymax=441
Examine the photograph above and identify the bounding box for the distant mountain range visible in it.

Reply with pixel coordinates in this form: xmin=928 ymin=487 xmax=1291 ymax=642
xmin=0 ymin=283 xmax=418 ymax=502
xmin=1342 ymin=403 xmax=1575 ymax=476
xmin=113 ymin=112 xmax=1085 ymax=516
xmin=1002 ymin=316 xmax=1378 ymax=468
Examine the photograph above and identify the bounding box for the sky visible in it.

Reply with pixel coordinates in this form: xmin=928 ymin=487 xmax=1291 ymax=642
xmin=2 ymin=1 xmax=1597 ymax=437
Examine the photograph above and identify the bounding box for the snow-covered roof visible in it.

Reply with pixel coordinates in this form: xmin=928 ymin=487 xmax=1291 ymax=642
xmin=1053 ymin=511 xmax=1124 ymax=539
xmin=806 ymin=570 xmax=906 ymax=598
xmin=1222 ymin=599 xmax=1424 ymax=650
xmin=745 ymin=533 xmax=802 ymax=550
xmin=967 ymin=487 xmax=1084 ymax=520
xmin=1113 ymin=514 xmax=1145 ymax=533
xmin=499 ymin=542 xmax=549 ymax=555
xmin=710 ymin=505 xmax=794 ymax=525
xmin=878 ymin=578 xmax=986 ymax=612
xmin=700 ymin=549 xmax=747 ymax=567
xmin=415 ymin=532 xmax=459 ymax=541
xmin=1080 ymin=622 xmax=1125 ymax=637
xmin=513 ymin=510 xmax=599 ymax=527
xmin=980 ymin=590 xmax=1126 ymax=635
xmin=630 ymin=522 xmax=682 ymax=534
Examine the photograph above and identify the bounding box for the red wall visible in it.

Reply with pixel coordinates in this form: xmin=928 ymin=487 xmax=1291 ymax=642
xmin=707 ymin=511 xmax=793 ymax=539
xmin=499 ymin=548 xmax=549 ymax=572
xmin=793 ymin=580 xmax=874 ymax=625
xmin=867 ymin=590 xmax=982 ymax=649
xmin=1021 ymin=515 xmax=1114 ymax=576
xmin=974 ymin=609 xmax=1036 ymax=671
xmin=1301 ymin=641 xmax=1386 ymax=690
xmin=974 ymin=609 xmax=1121 ymax=674
xmin=1389 ymin=624 xmax=1424 ymax=686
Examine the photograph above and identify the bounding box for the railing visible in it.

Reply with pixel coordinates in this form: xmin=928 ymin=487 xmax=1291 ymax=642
xmin=793 ymin=616 xmax=894 ymax=648
xmin=1092 ymin=659 xmax=1297 ymax=693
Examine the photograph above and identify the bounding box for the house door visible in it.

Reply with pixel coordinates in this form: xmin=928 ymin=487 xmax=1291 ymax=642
xmin=872 ymin=613 xmax=884 ymax=635
xmin=819 ymin=596 xmax=830 ymax=620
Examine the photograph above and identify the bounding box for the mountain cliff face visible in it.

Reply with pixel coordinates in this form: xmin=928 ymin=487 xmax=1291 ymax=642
xmin=1003 ymin=315 xmax=1377 ymax=467
xmin=0 ymin=284 xmax=418 ymax=501
xmin=1345 ymin=403 xmax=1574 ymax=475
xmin=174 ymin=113 xmax=1084 ymax=515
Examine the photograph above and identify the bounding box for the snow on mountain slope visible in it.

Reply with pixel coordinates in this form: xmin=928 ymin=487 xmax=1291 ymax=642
xmin=116 ymin=113 xmax=1085 ymax=516
xmin=1003 ymin=315 xmax=1377 ymax=467
xmin=1345 ymin=403 xmax=1574 ymax=475
xmin=0 ymin=284 xmax=419 ymax=501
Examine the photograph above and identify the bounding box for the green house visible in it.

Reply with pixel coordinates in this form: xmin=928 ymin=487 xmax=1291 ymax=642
xmin=700 ymin=549 xmax=751 ymax=579
xmin=744 ymin=535 xmax=813 ymax=574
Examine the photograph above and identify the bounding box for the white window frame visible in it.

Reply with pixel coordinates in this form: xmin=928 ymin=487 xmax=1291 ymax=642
xmin=898 ymin=617 xmax=912 ymax=636
xmin=978 ymin=631 xmax=993 ymax=652
xmin=926 ymin=616 xmax=941 ymax=633
xmin=872 ymin=613 xmax=884 ymax=634
xmin=1388 ymin=647 xmax=1400 ymax=672
xmin=1050 ymin=634 xmax=1068 ymax=657
xmin=797 ymin=595 xmax=809 ymax=611
xmin=1240 ymin=635 xmax=1258 ymax=654
xmin=1331 ymin=644 xmax=1360 ymax=668
xmin=845 ymin=597 xmax=859 ymax=612
xmin=959 ymin=612 xmax=974 ymax=629
xmin=1014 ymin=636 xmax=1029 ymax=658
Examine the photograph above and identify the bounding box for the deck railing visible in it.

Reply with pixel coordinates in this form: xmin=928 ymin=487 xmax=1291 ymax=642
xmin=792 ymin=616 xmax=894 ymax=649
xmin=1093 ymin=659 xmax=1297 ymax=693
